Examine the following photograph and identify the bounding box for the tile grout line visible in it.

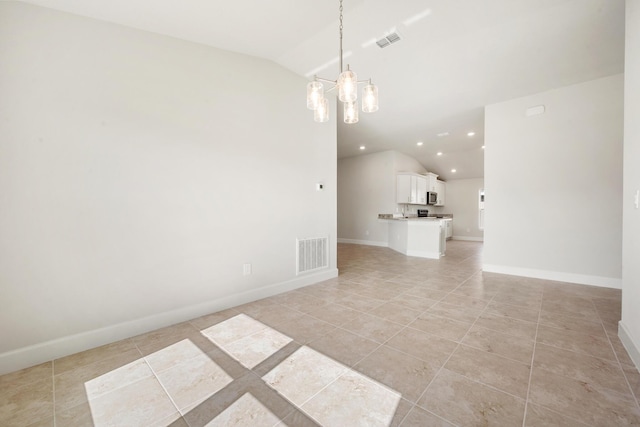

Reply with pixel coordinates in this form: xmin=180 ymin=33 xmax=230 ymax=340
xmin=52 ymin=360 xmax=56 ymax=427
xmin=408 ymin=279 xmax=499 ymax=423
xmin=520 ymin=282 xmax=544 ymax=427
xmin=131 ymin=340 xmax=186 ymax=426
xmin=591 ymin=298 xmax=640 ymax=409
xmin=320 ymin=269 xmax=479 ymax=427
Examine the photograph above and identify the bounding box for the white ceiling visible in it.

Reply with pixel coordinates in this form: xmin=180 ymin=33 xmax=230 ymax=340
xmin=19 ymin=0 xmax=625 ymax=180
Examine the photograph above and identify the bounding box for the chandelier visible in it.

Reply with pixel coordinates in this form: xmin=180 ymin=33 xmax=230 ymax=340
xmin=306 ymin=0 xmax=379 ymax=124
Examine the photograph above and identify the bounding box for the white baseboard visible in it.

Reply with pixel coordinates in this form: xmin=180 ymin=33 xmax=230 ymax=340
xmin=619 ymin=321 xmax=640 ymax=370
xmin=0 ymin=268 xmax=338 ymax=376
xmin=482 ymin=264 xmax=622 ymax=289
xmin=406 ymin=249 xmax=441 ymax=259
xmin=337 ymin=238 xmax=388 ymax=247
xmin=452 ymin=236 xmax=484 ymax=242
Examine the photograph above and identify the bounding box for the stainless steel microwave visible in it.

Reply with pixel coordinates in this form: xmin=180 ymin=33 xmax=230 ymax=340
xmin=427 ymin=192 xmax=438 ymax=205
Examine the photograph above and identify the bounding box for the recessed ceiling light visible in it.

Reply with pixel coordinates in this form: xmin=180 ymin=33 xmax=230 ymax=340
xmin=417 ymin=141 xmax=423 ymax=146
xmin=467 ymin=131 xmax=475 ymax=137
xmin=482 ymin=145 xmax=485 ymax=149
xmin=359 ymin=146 xmax=366 ymax=150
xmin=437 ymin=152 xmax=443 ymax=156
xmin=451 ymin=169 xmax=457 ymax=173
xmin=437 ymin=132 xmax=450 ymax=137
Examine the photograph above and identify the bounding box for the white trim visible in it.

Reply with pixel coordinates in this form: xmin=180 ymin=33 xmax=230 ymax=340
xmin=482 ymin=264 xmax=622 ymax=289
xmin=619 ymin=321 xmax=640 ymax=370
xmin=337 ymin=238 xmax=388 ymax=247
xmin=0 ymin=268 xmax=338 ymax=375
xmin=406 ymin=249 xmax=441 ymax=259
xmin=452 ymin=236 xmax=484 ymax=242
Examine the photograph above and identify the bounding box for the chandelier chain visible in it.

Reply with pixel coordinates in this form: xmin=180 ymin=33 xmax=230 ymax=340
xmin=339 ymin=0 xmax=344 ymax=73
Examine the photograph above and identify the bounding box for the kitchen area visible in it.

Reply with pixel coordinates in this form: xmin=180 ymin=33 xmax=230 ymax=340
xmin=378 ymin=172 xmax=453 ymax=259
xmin=337 ymin=150 xmax=484 ymax=253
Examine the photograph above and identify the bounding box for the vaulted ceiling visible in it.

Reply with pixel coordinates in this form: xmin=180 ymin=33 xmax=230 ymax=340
xmin=19 ymin=0 xmax=625 ymax=180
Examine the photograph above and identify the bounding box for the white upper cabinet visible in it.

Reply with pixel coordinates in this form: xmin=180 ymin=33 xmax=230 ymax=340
xmin=397 ymin=173 xmax=427 ymax=205
xmin=425 ymin=173 xmax=439 ymax=192
xmin=434 ymin=180 xmax=446 ymax=206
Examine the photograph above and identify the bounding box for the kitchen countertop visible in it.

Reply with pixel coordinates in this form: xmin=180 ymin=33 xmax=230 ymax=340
xmin=378 ymin=213 xmax=453 ymax=220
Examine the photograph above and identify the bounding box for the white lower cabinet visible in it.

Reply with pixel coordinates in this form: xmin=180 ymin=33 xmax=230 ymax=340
xmin=443 ymin=218 xmax=453 ymax=239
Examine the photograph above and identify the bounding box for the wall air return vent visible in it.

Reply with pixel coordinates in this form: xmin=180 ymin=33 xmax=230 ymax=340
xmin=296 ymin=237 xmax=329 ymax=275
xmin=376 ymin=32 xmax=402 ymax=48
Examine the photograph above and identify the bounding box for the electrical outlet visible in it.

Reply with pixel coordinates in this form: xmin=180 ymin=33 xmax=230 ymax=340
xmin=635 ymin=190 xmax=639 ymax=209
xmin=243 ymin=263 xmax=251 ymax=275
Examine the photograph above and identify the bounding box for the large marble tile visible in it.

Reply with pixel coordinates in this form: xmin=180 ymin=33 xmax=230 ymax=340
xmin=533 ymin=343 xmax=631 ymax=397
xmin=354 ymin=345 xmax=438 ymax=403
xmin=539 ymin=311 xmax=607 ymax=337
xmin=402 ymin=287 xmax=449 ymax=302
xmin=308 ymin=328 xmax=379 ymax=367
xmin=385 ymin=327 xmax=457 ymax=366
xmin=444 ymin=344 xmax=531 ymax=398
xmin=427 ymin=302 xmax=483 ymax=323
xmin=133 ymin=322 xmax=200 ymax=355
xmin=491 ymin=292 xmax=541 ymax=309
xmin=474 ymin=313 xmax=538 ymax=340
xmin=528 ymin=366 xmax=640 ymax=425
xmin=484 ymin=300 xmax=540 ymax=323
xmin=369 ymin=302 xmax=422 ymax=325
xmin=204 ymin=393 xmax=282 ymax=427
xmin=200 ymin=314 xmax=268 ymax=347
xmin=145 ymin=338 xmax=208 ymax=373
xmin=399 ymin=406 xmax=455 ymax=427
xmin=255 ymin=305 xmax=306 ymax=329
xmin=462 ymin=325 xmax=535 ymax=364
xmin=409 ymin=314 xmax=472 ymax=342
xmin=155 ymin=352 xmax=233 ymax=411
xmin=340 ymin=312 xmax=404 ymax=343
xmin=189 ymin=308 xmax=240 ymax=330
xmin=183 ymin=372 xmax=301 ymax=427
xmin=0 ymin=362 xmax=51 ymax=389
xmin=301 ymin=370 xmax=401 ymax=427
xmin=85 ymin=376 xmax=176 ymax=426
xmin=536 ymin=324 xmax=617 ymax=361
xmin=54 ymin=348 xmax=144 ymax=411
xmin=389 ymin=293 xmax=439 ymax=311
xmin=524 ymin=403 xmax=590 ymax=427
xmin=440 ymin=293 xmax=489 ymax=310
xmin=83 ymin=358 xmax=153 ymax=400
xmin=335 ymin=294 xmax=386 ymax=312
xmin=272 ymin=314 xmax=337 ymax=345
xmin=222 ymin=327 xmax=293 ymax=369
xmin=262 ymin=346 xmax=347 ymax=407
xmin=54 ymin=339 xmax=138 ymax=375
xmin=0 ymin=377 xmax=53 ymax=427
xmin=418 ymin=368 xmax=526 ymax=426
xmin=305 ymin=303 xmax=361 ymax=327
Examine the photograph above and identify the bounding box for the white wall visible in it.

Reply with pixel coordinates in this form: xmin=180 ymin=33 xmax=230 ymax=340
xmin=445 ymin=178 xmax=485 ymax=241
xmin=0 ymin=2 xmax=337 ymax=374
xmin=620 ymin=0 xmax=640 ymax=368
xmin=484 ymin=74 xmax=624 ymax=288
xmin=337 ymin=150 xmax=425 ymax=245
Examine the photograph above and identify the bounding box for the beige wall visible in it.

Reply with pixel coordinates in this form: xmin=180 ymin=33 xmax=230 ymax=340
xmin=484 ymin=74 xmax=624 ymax=287
xmin=337 ymin=150 xmax=426 ymax=245
xmin=445 ymin=178 xmax=485 ymax=241
xmin=0 ymin=2 xmax=337 ymax=373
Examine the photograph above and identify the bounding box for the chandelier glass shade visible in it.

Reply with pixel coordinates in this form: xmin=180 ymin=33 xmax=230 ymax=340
xmin=306 ymin=0 xmax=378 ymax=124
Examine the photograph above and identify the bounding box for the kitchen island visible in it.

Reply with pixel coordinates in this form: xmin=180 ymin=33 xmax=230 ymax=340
xmin=384 ymin=217 xmax=445 ymax=259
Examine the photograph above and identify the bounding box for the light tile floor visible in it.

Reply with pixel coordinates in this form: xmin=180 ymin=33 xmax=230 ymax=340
xmin=2 ymin=241 xmax=640 ymax=426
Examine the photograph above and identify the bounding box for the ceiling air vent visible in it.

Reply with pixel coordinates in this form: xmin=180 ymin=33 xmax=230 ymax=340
xmin=376 ymin=32 xmax=402 ymax=48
